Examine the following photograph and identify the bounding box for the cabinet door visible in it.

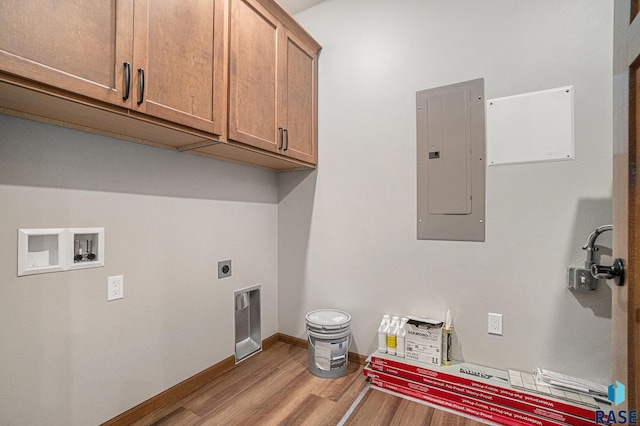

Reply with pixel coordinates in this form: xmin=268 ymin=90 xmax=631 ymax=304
xmin=228 ymin=0 xmax=281 ymax=152
xmin=132 ymin=0 xmax=225 ymax=136
xmin=281 ymin=30 xmax=318 ymax=164
xmin=0 ymin=0 xmax=133 ymax=106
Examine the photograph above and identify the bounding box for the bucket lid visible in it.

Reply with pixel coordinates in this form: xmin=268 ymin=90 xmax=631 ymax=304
xmin=306 ymin=309 xmax=351 ymax=331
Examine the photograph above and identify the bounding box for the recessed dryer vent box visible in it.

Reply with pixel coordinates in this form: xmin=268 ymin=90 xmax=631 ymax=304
xmin=234 ymin=284 xmax=261 ymax=363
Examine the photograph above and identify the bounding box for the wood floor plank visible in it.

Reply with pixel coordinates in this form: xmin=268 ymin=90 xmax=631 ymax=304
xmin=133 ymin=341 xmax=490 ymax=426
xmin=129 ymin=380 xmax=217 ymax=426
xmin=245 ymin=392 xmax=336 ymax=426
xmin=183 ymin=361 xmax=280 ymax=416
xmin=345 ymin=387 xmax=489 ymax=426
xmin=344 ymin=386 xmax=403 ymax=425
xmin=311 ymin=363 xmax=365 ymax=402
xmin=430 ymin=404 xmax=489 ymax=425
xmin=138 ymin=350 xmax=284 ymax=425
xmin=183 ymin=345 xmax=296 ymax=415
xmin=276 ymin=393 xmax=338 ymax=426
xmin=320 ymin=374 xmax=369 ymax=425
xmin=242 ymin=364 xmax=363 ymax=425
xmin=150 ymin=407 xmax=201 ymax=426
xmin=193 ymin=366 xmax=303 ymax=423
xmin=234 ymin=369 xmax=322 ymax=424
xmin=240 ymin=351 xmax=366 ymax=425
xmin=389 ymin=398 xmax=435 ymax=425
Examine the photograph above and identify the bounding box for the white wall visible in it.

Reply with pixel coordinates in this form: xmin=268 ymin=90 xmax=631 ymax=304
xmin=0 ymin=115 xmax=279 ymax=425
xmin=279 ymin=0 xmax=614 ymax=383
xmin=0 ymin=1 xmax=615 ymax=423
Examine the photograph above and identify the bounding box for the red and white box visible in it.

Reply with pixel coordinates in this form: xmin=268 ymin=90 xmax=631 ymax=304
xmin=365 ymin=367 xmax=569 ymax=426
xmin=368 ymin=351 xmax=604 ymax=424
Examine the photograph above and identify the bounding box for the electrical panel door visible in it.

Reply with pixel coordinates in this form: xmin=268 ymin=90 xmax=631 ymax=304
xmin=417 ymin=78 xmax=486 ymax=241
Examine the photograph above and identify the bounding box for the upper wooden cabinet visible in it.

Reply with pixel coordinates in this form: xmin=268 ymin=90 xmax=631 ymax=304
xmin=0 ymin=0 xmax=134 ymax=106
xmin=228 ymin=0 xmax=320 ymax=165
xmin=0 ymin=0 xmax=225 ymax=136
xmin=282 ymin=30 xmax=319 ymax=164
xmin=131 ymin=0 xmax=226 ymax=136
xmin=0 ymin=0 xmax=319 ymax=170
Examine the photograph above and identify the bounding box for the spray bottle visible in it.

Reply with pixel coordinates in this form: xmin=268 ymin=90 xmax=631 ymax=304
xmin=377 ymin=315 xmax=391 ymax=353
xmin=387 ymin=316 xmax=400 ymax=355
xmin=396 ymin=317 xmax=409 ymax=358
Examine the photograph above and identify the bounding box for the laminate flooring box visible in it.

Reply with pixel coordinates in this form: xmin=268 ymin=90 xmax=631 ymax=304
xmin=367 ymin=351 xmax=606 ymax=424
xmin=365 ymin=367 xmax=569 ymax=426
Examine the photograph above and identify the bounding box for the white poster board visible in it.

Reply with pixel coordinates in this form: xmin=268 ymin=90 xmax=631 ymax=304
xmin=486 ymin=86 xmax=574 ymax=166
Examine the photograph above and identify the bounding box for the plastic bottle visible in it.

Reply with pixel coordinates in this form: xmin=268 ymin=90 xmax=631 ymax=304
xmin=386 ymin=316 xmax=400 ymax=355
xmin=396 ymin=317 xmax=409 ymax=358
xmin=377 ymin=315 xmax=391 ymax=353
xmin=442 ymin=310 xmax=453 ymax=366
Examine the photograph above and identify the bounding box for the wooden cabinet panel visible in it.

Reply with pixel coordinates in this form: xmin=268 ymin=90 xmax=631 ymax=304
xmin=228 ymin=0 xmax=281 ymax=151
xmin=0 ymin=0 xmax=319 ymax=171
xmin=0 ymin=0 xmax=133 ymax=107
xmin=228 ymin=0 xmax=319 ymax=165
xmin=0 ymin=0 xmax=225 ymax=135
xmin=282 ymin=31 xmax=317 ymax=164
xmin=133 ymin=0 xmax=226 ymax=136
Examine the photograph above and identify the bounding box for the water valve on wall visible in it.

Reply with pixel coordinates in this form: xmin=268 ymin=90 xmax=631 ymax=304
xmin=74 ymin=239 xmax=97 ymax=263
xmin=591 ymin=258 xmax=625 ymax=287
xmin=567 ymin=225 xmax=622 ymax=291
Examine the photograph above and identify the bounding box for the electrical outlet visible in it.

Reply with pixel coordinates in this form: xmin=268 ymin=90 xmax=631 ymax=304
xmin=108 ymin=275 xmax=124 ymax=301
xmin=488 ymin=313 xmax=503 ymax=335
xmin=218 ymin=260 xmax=232 ymax=279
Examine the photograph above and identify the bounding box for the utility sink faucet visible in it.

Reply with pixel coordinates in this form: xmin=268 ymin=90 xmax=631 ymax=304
xmin=582 ymin=224 xmax=613 ymax=270
xmin=568 ymin=224 xmax=624 ymax=290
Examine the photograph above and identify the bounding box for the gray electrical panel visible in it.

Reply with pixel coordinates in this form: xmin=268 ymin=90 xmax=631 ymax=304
xmin=417 ymin=78 xmax=486 ymax=241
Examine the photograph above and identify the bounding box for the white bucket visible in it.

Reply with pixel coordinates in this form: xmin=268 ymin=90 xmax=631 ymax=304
xmin=305 ymin=309 xmax=351 ymax=379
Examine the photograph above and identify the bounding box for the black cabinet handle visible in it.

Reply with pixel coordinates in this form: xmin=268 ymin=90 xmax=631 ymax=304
xmin=123 ymin=62 xmax=131 ymax=101
xmin=278 ymin=127 xmax=284 ymax=149
xmin=137 ymin=68 xmax=145 ymax=105
xmin=283 ymin=128 xmax=288 ymax=151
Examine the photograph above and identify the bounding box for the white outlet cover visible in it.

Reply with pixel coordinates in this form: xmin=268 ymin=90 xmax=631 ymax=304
xmin=108 ymin=275 xmax=123 ymax=301
xmin=488 ymin=313 xmax=503 ymax=335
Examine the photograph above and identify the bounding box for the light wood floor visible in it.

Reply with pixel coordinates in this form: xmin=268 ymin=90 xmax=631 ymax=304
xmin=132 ymin=342 xmax=487 ymax=425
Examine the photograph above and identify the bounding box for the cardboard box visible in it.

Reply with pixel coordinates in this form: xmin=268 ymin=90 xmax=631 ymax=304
xmin=365 ymin=367 xmax=569 ymax=426
xmin=368 ymin=351 xmax=603 ymax=422
xmin=404 ymin=316 xmax=443 ymax=366
xmin=366 ymin=364 xmax=593 ymax=426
